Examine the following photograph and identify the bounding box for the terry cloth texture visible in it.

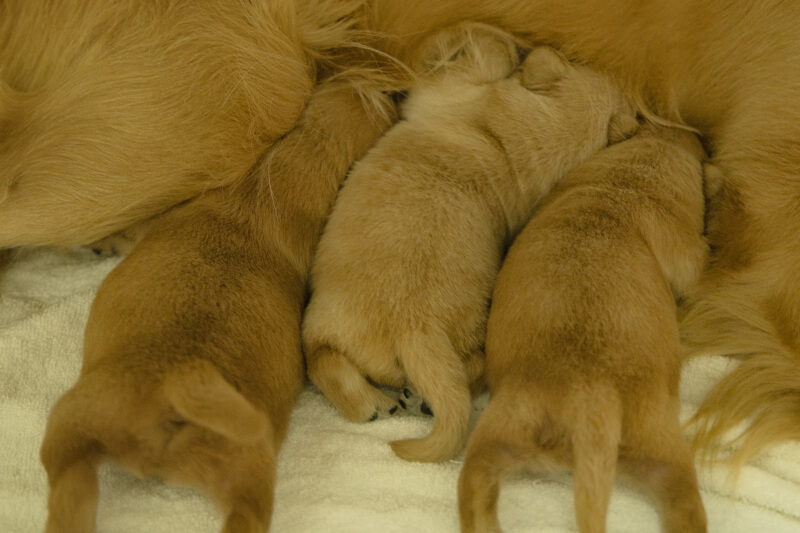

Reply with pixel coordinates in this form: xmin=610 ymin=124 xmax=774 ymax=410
xmin=1 ymin=248 xmax=799 ymax=532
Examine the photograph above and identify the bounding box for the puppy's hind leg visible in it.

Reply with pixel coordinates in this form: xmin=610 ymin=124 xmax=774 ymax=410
xmin=40 ymin=383 xmax=105 ymax=533
xmin=390 ymin=330 xmax=472 ymax=462
xmin=220 ymin=448 xmax=276 ymax=533
xmin=620 ymin=396 xmax=707 ymax=533
xmin=306 ymin=345 xmax=401 ymax=423
xmin=459 ymin=396 xmax=540 ymax=533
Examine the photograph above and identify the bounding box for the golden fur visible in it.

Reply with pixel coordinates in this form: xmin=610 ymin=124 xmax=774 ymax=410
xmin=39 ymin=80 xmax=395 ymax=533
xmin=0 ymin=0 xmax=795 ymax=497
xmin=302 ymin=24 xmax=636 ymax=463
xmin=459 ymin=123 xmax=709 ymax=533
xmin=365 ymin=0 xmax=800 ymax=473
xmin=0 ymin=0 xmax=385 ymax=247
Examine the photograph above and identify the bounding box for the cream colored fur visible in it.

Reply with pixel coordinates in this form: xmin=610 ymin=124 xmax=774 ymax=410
xmin=365 ymin=0 xmax=800 ymax=474
xmin=459 ymin=123 xmax=709 ymax=533
xmin=302 ymin=24 xmax=636 ymax=463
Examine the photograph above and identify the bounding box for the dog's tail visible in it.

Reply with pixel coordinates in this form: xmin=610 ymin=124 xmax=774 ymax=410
xmin=164 ymin=359 xmax=273 ymax=446
xmin=390 ymin=329 xmax=473 ymax=463
xmin=681 ymin=286 xmax=800 ymax=476
xmin=568 ymin=383 xmax=622 ymax=533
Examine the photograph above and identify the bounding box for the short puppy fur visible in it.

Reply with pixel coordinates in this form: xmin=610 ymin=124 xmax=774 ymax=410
xmin=302 ymin=23 xmax=636 ymax=463
xmin=370 ymin=0 xmax=800 ymax=471
xmin=39 ymin=80 xmax=395 ymax=533
xmin=458 ymin=123 xmax=708 ymax=533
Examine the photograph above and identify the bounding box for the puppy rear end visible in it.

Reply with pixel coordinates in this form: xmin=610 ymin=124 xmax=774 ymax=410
xmin=459 ymin=123 xmax=708 ymax=533
xmin=40 ymin=78 xmax=396 ymax=533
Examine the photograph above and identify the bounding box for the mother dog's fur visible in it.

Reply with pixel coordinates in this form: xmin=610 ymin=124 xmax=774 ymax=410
xmin=368 ymin=0 xmax=800 ymax=470
xmin=0 ymin=0 xmax=377 ymax=247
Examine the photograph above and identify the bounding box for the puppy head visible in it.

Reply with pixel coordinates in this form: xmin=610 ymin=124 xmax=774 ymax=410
xmin=412 ymin=21 xmax=523 ymax=85
xmin=41 ymin=360 xmax=274 ymax=532
xmin=519 ymin=46 xmax=570 ymax=92
xmin=520 ymin=45 xmax=638 ymax=144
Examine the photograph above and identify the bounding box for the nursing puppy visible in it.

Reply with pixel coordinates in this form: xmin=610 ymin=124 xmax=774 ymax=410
xmin=39 ymin=80 xmax=395 ymax=533
xmin=302 ymin=24 xmax=636 ymax=463
xmin=458 ymin=124 xmax=708 ymax=533
xmin=370 ymin=0 xmax=800 ymax=470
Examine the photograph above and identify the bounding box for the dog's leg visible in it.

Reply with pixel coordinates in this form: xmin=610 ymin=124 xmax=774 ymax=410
xmin=620 ymin=396 xmax=707 ymax=533
xmin=390 ymin=330 xmax=471 ymax=462
xmin=220 ymin=447 xmax=276 ymax=533
xmin=458 ymin=397 xmax=536 ymax=533
xmin=306 ymin=345 xmax=401 ymax=422
xmin=43 ymin=460 xmax=99 ymax=533
xmin=40 ymin=386 xmax=103 ymax=533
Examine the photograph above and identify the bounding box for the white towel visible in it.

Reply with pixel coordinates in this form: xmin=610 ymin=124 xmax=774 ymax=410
xmin=1 ymin=248 xmax=799 ymax=532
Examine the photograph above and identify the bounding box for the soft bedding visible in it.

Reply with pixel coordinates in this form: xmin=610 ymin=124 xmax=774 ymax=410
xmin=1 ymin=247 xmax=799 ymax=532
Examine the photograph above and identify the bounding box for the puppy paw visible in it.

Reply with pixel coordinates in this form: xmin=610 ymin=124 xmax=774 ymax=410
xmin=87 ymin=232 xmax=137 ymax=257
xmin=399 ymin=387 xmax=433 ymax=416
xmin=364 ymin=390 xmax=402 ymax=422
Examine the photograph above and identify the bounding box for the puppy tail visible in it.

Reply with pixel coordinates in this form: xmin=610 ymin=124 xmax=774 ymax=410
xmin=569 ymin=384 xmax=622 ymax=533
xmin=40 ymin=379 xmax=106 ymax=533
xmin=390 ymin=329 xmax=473 ymax=462
xmin=164 ymin=360 xmax=272 ymax=445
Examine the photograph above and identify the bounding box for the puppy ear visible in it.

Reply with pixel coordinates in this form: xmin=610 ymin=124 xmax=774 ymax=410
xmin=521 ymin=46 xmax=569 ymax=91
xmin=164 ymin=360 xmax=271 ymax=444
xmin=607 ymin=112 xmax=639 ymax=144
xmin=41 ymin=384 xmax=105 ymax=533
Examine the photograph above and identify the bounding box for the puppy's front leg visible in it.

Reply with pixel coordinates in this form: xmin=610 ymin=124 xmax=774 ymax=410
xmin=306 ymin=345 xmax=401 ymax=422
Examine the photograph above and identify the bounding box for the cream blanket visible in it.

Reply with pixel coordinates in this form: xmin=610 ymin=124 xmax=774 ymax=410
xmin=1 ymin=247 xmax=799 ymax=532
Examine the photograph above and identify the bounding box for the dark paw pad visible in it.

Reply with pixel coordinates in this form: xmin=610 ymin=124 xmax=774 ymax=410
xmin=368 ymin=412 xmax=379 ymax=422
xmin=420 ymin=402 xmax=433 ymax=416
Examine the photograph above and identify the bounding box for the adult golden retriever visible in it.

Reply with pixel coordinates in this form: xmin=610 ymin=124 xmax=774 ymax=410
xmin=1 ymin=0 xmax=798 ymax=473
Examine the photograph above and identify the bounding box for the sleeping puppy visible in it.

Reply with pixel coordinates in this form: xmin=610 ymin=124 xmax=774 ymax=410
xmin=39 ymin=80 xmax=395 ymax=533
xmin=370 ymin=0 xmax=800 ymax=472
xmin=302 ymin=23 xmax=637 ymax=463
xmin=458 ymin=123 xmax=708 ymax=533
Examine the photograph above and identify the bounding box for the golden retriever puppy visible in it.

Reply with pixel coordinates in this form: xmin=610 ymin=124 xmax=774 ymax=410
xmin=302 ymin=24 xmax=637 ymax=463
xmin=0 ymin=0 xmax=377 ymax=248
xmin=368 ymin=0 xmax=800 ymax=470
xmin=458 ymin=123 xmax=708 ymax=533
xmin=39 ymin=80 xmax=395 ymax=533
